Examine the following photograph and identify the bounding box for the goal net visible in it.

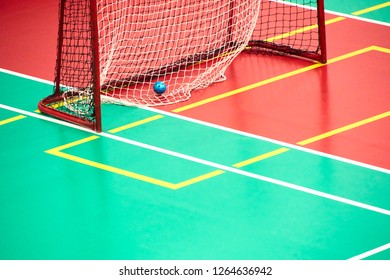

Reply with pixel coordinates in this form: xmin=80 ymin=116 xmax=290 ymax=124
xmin=248 ymin=0 xmax=326 ymax=62
xmin=38 ymin=0 xmax=326 ymax=132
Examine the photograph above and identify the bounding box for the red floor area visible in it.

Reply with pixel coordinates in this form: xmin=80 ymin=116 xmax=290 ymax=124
xmin=305 ymin=117 xmax=390 ymax=169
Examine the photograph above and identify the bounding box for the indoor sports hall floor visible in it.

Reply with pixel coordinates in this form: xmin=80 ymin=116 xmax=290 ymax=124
xmin=0 ymin=1 xmax=389 ymax=260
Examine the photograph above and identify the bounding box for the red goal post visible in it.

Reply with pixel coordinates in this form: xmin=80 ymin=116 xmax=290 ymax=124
xmin=38 ymin=0 xmax=326 ymax=132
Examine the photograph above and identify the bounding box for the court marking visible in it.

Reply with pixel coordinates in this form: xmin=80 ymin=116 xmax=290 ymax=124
xmin=41 ymin=108 xmax=390 ymax=192
xmin=277 ymin=0 xmax=390 ymax=22
xmin=145 ymin=108 xmax=390 ymax=175
xmin=173 ymin=3 xmax=390 ymax=114
xmin=116 ymin=46 xmax=390 ymax=175
xmin=0 ymin=115 xmax=26 ymax=126
xmin=325 ymin=1 xmax=390 ymax=27
xmin=172 ymin=45 xmax=389 ymax=113
xmin=296 ymin=111 xmax=390 ymax=146
xmin=3 ymin=46 xmax=390 ymax=194
xmin=44 ymin=104 xmax=390 ymax=191
xmin=348 ymin=242 xmax=390 ymax=260
xmin=108 ymin=115 xmax=164 ymax=134
xmin=47 ymin=147 xmax=177 ymax=189
xmin=233 ymin=148 xmax=290 ymax=168
xmin=0 ymin=68 xmax=53 ymax=85
xmin=235 ymin=111 xmax=390 ymax=166
xmin=171 ymin=63 xmax=323 ymax=113
xmin=44 ymin=135 xmax=199 ymax=190
xmin=352 ymin=1 xmax=390 ymax=16
xmin=1 ymin=45 xmax=389 ymax=198
xmin=1 ymin=102 xmax=390 ymax=217
xmin=265 ymin=16 xmax=345 ymax=42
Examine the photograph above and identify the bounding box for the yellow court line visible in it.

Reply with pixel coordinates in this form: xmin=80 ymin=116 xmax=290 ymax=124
xmin=46 ymin=138 xmax=224 ymax=190
xmin=230 ymin=111 xmax=390 ymax=170
xmin=266 ymin=25 xmax=319 ymax=42
xmin=44 ymin=134 xmax=224 ymax=189
xmin=266 ymin=17 xmax=345 ymax=42
xmin=297 ymin=111 xmax=390 ymax=146
xmin=0 ymin=115 xmax=26 ymax=126
xmin=172 ymin=63 xmax=323 ymax=113
xmin=372 ymin=45 xmax=390 ymax=54
xmin=47 ymin=149 xmax=176 ymax=189
xmin=327 ymin=46 xmax=379 ymax=64
xmin=324 ymin=17 xmax=347 ymax=25
xmin=352 ymin=1 xmax=390 ymax=15
xmin=46 ymin=135 xmax=100 ymax=152
xmin=108 ymin=114 xmax=164 ymax=134
xmin=173 ymin=45 xmax=389 ymax=114
xmin=233 ymin=148 xmax=290 ymax=168
xmin=174 ymin=170 xmax=225 ymax=189
xmin=296 ymin=46 xmax=390 ymax=146
xmin=172 ymin=17 xmax=348 ymax=113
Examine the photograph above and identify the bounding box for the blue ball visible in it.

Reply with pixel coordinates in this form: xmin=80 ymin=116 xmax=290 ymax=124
xmin=153 ymin=81 xmax=166 ymax=95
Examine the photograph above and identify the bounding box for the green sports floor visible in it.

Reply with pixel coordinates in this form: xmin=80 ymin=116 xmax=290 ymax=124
xmin=1 ymin=0 xmax=390 ymax=260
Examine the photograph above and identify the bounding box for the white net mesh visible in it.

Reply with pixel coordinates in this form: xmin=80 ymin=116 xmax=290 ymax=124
xmin=97 ymin=0 xmax=262 ymax=106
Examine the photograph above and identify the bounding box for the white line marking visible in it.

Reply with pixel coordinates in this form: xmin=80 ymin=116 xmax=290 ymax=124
xmin=272 ymin=0 xmax=390 ymax=27
xmin=0 ymin=68 xmax=53 ymax=85
xmin=348 ymin=243 xmax=390 ymax=260
xmin=1 ymin=67 xmax=390 ymax=175
xmin=144 ymin=107 xmax=390 ymax=175
xmin=325 ymin=9 xmax=390 ymax=27
xmin=1 ymin=102 xmax=390 ymax=217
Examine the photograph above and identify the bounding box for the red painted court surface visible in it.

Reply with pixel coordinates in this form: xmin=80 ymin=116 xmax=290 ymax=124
xmin=0 ymin=0 xmax=390 ymax=262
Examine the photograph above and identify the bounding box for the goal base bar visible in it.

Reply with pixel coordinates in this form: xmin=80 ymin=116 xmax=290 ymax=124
xmin=247 ymin=40 xmax=326 ymax=63
xmin=38 ymin=96 xmax=101 ymax=132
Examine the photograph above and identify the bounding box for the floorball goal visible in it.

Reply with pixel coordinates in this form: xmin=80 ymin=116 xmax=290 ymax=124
xmin=38 ymin=0 xmax=326 ymax=132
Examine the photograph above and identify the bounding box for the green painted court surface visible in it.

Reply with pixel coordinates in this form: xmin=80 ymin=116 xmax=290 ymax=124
xmin=1 ymin=70 xmax=390 ymax=260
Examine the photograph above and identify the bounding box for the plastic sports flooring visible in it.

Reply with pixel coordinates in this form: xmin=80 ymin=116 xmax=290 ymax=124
xmin=0 ymin=0 xmax=389 ymax=260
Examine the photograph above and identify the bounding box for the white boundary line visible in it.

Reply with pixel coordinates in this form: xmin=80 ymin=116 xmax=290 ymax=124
xmin=144 ymin=107 xmax=390 ymax=175
xmin=325 ymin=9 xmax=390 ymax=27
xmin=1 ymin=67 xmax=389 ymax=175
xmin=270 ymin=0 xmax=390 ymax=27
xmin=348 ymin=243 xmax=390 ymax=260
xmin=324 ymin=0 xmax=390 ymax=27
xmin=0 ymin=68 xmax=53 ymax=85
xmin=1 ymin=102 xmax=390 ymax=217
